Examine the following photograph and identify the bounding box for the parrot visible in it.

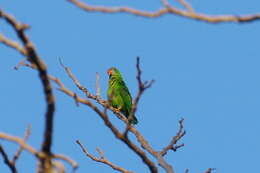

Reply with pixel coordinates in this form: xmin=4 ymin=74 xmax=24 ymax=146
xmin=107 ymin=67 xmax=138 ymax=125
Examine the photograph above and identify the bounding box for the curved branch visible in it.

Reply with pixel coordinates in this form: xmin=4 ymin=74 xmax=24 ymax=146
xmin=0 ymin=9 xmax=55 ymax=156
xmin=68 ymin=0 xmax=260 ymax=23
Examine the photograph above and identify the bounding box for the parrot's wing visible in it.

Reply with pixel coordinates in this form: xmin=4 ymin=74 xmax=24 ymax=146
xmin=118 ymin=80 xmax=132 ymax=116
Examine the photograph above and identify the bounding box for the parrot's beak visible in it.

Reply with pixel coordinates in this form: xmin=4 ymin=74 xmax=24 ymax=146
xmin=107 ymin=69 xmax=112 ymax=76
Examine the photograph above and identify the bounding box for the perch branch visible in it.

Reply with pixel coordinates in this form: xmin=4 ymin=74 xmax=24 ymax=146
xmin=58 ymin=58 xmax=179 ymax=173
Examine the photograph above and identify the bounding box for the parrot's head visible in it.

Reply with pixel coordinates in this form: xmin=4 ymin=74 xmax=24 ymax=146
xmin=107 ymin=67 xmax=121 ymax=78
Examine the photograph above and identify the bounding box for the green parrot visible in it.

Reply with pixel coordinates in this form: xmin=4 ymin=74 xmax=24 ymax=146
xmin=107 ymin=67 xmax=138 ymax=124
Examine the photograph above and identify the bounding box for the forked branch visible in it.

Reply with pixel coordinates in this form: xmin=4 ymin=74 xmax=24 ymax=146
xmin=76 ymin=140 xmax=133 ymax=173
xmin=0 ymin=132 xmax=78 ymax=170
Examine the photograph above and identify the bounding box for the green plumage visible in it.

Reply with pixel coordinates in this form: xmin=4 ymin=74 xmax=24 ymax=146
xmin=107 ymin=67 xmax=138 ymax=124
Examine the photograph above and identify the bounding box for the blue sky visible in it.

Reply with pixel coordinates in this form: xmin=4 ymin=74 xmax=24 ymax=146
xmin=1 ymin=0 xmax=260 ymax=173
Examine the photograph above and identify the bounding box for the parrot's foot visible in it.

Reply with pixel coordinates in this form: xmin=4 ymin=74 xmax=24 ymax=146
xmin=114 ymin=108 xmax=121 ymax=113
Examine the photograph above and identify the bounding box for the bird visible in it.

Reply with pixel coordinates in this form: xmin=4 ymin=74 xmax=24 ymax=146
xmin=107 ymin=67 xmax=138 ymax=124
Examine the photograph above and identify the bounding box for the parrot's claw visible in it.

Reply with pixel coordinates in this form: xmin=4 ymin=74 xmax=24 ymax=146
xmin=114 ymin=107 xmax=122 ymax=113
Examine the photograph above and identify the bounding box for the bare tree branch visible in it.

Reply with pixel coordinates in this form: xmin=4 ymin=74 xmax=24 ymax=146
xmin=205 ymin=168 xmax=216 ymax=173
xmin=131 ymin=57 xmax=154 ymax=119
xmin=12 ymin=124 xmax=31 ymax=163
xmin=0 ymin=132 xmax=78 ymax=170
xmin=53 ymin=154 xmax=78 ymax=170
xmin=0 ymin=145 xmax=18 ymax=173
xmin=57 ymin=58 xmax=181 ymax=173
xmin=76 ymin=140 xmax=133 ymax=173
xmin=96 ymin=72 xmax=101 ymax=99
xmin=0 ymin=33 xmax=26 ymax=56
xmin=19 ymin=56 xmax=182 ymax=173
xmin=42 ymin=62 xmax=158 ymax=172
xmin=175 ymin=0 xmax=194 ymax=12
xmin=0 ymin=133 xmax=38 ymax=156
xmin=160 ymin=118 xmax=186 ymax=156
xmin=0 ymin=125 xmax=31 ymax=173
xmin=68 ymin=0 xmax=260 ymax=23
xmin=0 ymin=10 xmax=55 ymax=159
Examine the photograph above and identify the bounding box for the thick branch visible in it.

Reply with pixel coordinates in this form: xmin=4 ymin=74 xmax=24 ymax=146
xmin=0 ymin=9 xmax=55 ymax=155
xmin=68 ymin=0 xmax=260 ymax=23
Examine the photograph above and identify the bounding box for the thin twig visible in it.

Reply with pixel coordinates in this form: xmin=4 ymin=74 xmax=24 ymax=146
xmin=0 ymin=133 xmax=38 ymax=155
xmin=131 ymin=57 xmax=154 ymax=117
xmin=76 ymin=140 xmax=133 ymax=173
xmin=96 ymin=72 xmax=101 ymax=98
xmin=160 ymin=118 xmax=186 ymax=156
xmin=12 ymin=124 xmax=31 ymax=163
xmin=175 ymin=0 xmax=194 ymax=12
xmin=0 ymin=145 xmax=18 ymax=173
xmin=0 ymin=33 xmax=27 ymax=55
xmin=125 ymin=57 xmax=154 ymax=135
